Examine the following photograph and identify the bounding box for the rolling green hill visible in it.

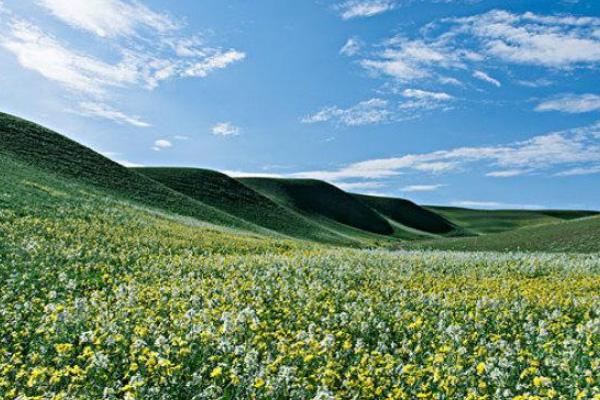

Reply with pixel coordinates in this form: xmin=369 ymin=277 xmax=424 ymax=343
xmin=135 ymin=167 xmax=371 ymax=245
xmin=2 ymin=111 xmax=598 ymax=251
xmin=354 ymin=194 xmax=459 ymax=235
xmin=426 ymin=206 xmax=598 ymax=234
xmin=239 ymin=178 xmax=395 ymax=236
xmin=0 ymin=112 xmax=261 ymax=232
xmin=413 ymin=214 xmax=600 ymax=253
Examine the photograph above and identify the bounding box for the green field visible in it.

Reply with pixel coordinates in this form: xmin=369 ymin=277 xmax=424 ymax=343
xmin=427 ymin=206 xmax=597 ymax=234
xmin=1 ymin=112 xmax=600 ymax=398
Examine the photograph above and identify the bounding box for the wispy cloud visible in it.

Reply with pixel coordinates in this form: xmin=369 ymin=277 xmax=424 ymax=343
xmin=212 ymin=122 xmax=240 ymax=136
xmin=555 ymin=165 xmax=600 ymax=176
xmin=222 ymin=170 xmax=284 ymax=178
xmin=486 ymin=169 xmax=530 ymax=178
xmin=535 ymin=94 xmax=600 ymax=113
xmin=303 ymin=91 xmax=454 ymax=127
xmin=302 ymin=98 xmax=393 ymax=127
xmin=340 ymin=37 xmax=362 ymax=56
xmin=451 ymin=200 xmax=543 ymax=210
xmin=402 ymin=184 xmax=446 ymax=192
xmin=336 ymin=0 xmax=395 ymax=20
xmin=336 ymin=181 xmax=385 ymax=191
xmin=152 ymin=139 xmax=172 ymax=151
xmin=37 ymin=0 xmax=178 ymax=38
xmin=0 ymin=0 xmax=245 ymax=125
xmin=472 ymin=70 xmax=501 ymax=87
xmin=291 ymin=122 xmax=600 ymax=180
xmin=1 ymin=21 xmax=139 ymax=97
xmin=77 ymin=102 xmax=151 ymax=127
xmin=350 ymin=10 xmax=600 ymax=89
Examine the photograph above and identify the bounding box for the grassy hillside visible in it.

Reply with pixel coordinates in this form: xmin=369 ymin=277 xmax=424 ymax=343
xmin=0 ymin=112 xmax=262 ymax=232
xmin=354 ymin=194 xmax=458 ymax=235
xmin=413 ymin=214 xmax=600 ymax=253
xmin=427 ymin=206 xmax=598 ymax=234
xmin=135 ymin=167 xmax=368 ymax=245
xmin=239 ymin=178 xmax=395 ymax=236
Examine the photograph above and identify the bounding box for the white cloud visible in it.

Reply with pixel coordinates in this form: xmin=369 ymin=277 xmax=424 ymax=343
xmin=450 ymin=200 xmax=543 ymax=210
xmin=184 ymin=50 xmax=246 ymax=78
xmin=453 ymin=10 xmax=600 ymax=67
xmin=0 ymin=2 xmax=245 ymax=115
xmin=352 ymin=10 xmax=600 ymax=89
xmin=222 ymin=170 xmax=284 ymax=178
xmin=535 ymin=94 xmax=600 ymax=113
xmin=302 ymin=98 xmax=392 ymax=126
xmin=291 ymin=122 xmax=600 ymax=181
xmin=516 ymin=78 xmax=553 ymax=88
xmin=555 ymin=165 xmax=600 ymax=176
xmin=212 ymin=122 xmax=240 ymax=136
xmin=402 ymin=89 xmax=453 ymax=101
xmin=336 ymin=181 xmax=385 ymax=191
xmin=303 ymin=91 xmax=454 ymax=127
xmin=359 ymin=37 xmax=462 ymax=82
xmin=336 ymin=0 xmax=395 ymax=20
xmin=152 ymin=139 xmax=172 ymax=151
xmin=486 ymin=169 xmax=529 ymax=177
xmin=340 ymin=37 xmax=361 ymax=56
xmin=401 ymin=184 xmax=446 ymax=192
xmin=472 ymin=70 xmax=501 ymax=87
xmin=1 ymin=21 xmax=139 ymax=96
xmin=174 ymin=135 xmax=189 ymax=140
xmin=77 ymin=102 xmax=150 ymax=127
xmin=36 ymin=0 xmax=178 ymax=38
xmin=117 ymin=159 xmax=144 ymax=167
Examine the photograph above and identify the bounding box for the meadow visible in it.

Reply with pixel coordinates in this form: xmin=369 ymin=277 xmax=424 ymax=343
xmin=1 ymin=113 xmax=600 ymax=399
xmin=2 ymin=156 xmax=600 ymax=399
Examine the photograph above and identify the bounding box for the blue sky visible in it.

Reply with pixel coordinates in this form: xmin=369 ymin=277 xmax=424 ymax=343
xmin=1 ymin=0 xmax=600 ymax=210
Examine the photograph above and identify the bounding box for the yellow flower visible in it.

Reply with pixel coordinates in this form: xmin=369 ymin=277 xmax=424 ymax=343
xmin=476 ymin=362 xmax=486 ymax=375
xmin=54 ymin=343 xmax=74 ymax=354
xmin=254 ymin=377 xmax=266 ymax=388
xmin=210 ymin=366 xmax=223 ymax=378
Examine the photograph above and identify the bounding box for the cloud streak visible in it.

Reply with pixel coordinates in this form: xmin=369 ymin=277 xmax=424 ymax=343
xmin=336 ymin=0 xmax=395 ymax=20
xmin=77 ymin=102 xmax=151 ymax=127
xmin=536 ymin=94 xmax=600 ymax=113
xmin=291 ymin=122 xmax=600 ymax=181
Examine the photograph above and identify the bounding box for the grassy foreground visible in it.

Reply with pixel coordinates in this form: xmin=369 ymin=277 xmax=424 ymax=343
xmin=2 ymin=154 xmax=600 ymax=399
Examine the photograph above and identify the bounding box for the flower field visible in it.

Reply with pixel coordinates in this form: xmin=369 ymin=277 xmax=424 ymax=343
xmin=2 ymin=178 xmax=600 ymax=400
xmin=0 ymin=159 xmax=598 ymax=399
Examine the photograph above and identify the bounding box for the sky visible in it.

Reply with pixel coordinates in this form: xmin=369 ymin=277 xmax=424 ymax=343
xmin=1 ymin=0 xmax=600 ymax=210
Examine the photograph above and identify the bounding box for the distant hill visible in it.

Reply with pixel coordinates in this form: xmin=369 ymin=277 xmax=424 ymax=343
xmin=0 ymin=112 xmax=259 ymax=232
xmin=426 ymin=206 xmax=597 ymax=234
xmin=135 ymin=167 xmax=368 ymax=245
xmin=354 ymin=194 xmax=459 ymax=235
xmin=413 ymin=214 xmax=600 ymax=253
xmin=239 ymin=178 xmax=395 ymax=236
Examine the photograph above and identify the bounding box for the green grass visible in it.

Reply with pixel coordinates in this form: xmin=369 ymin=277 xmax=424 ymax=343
xmin=135 ymin=167 xmax=370 ymax=246
xmin=0 ymin=112 xmax=260 ymax=233
xmin=412 ymin=214 xmax=600 ymax=253
xmin=2 ymin=151 xmax=600 ymax=398
xmin=239 ymin=177 xmax=395 ymax=235
xmin=354 ymin=194 xmax=459 ymax=235
xmin=427 ymin=205 xmax=597 ymax=234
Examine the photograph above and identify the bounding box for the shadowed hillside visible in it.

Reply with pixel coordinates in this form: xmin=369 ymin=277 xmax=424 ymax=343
xmin=239 ymin=178 xmax=395 ymax=236
xmin=135 ymin=167 xmax=369 ymax=245
xmin=354 ymin=194 xmax=459 ymax=235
